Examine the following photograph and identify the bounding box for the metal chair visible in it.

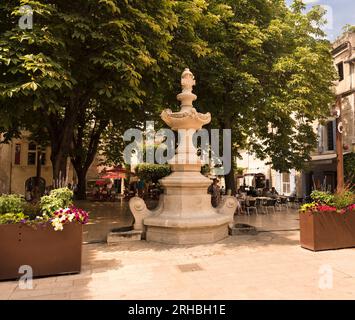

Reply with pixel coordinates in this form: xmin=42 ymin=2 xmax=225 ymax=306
xmin=288 ymin=196 xmax=296 ymax=209
xmin=265 ymin=199 xmax=277 ymax=214
xmin=259 ymin=198 xmax=268 ymax=214
xmin=278 ymin=197 xmax=289 ymax=211
xmin=245 ymin=199 xmax=258 ymax=216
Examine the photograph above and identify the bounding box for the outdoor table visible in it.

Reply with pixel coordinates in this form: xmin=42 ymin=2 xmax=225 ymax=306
xmin=254 ymin=197 xmax=272 ymax=213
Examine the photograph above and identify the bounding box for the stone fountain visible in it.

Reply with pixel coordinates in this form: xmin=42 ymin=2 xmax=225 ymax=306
xmin=129 ymin=68 xmax=238 ymax=244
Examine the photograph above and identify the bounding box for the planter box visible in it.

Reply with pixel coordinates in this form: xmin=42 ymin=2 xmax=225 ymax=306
xmin=0 ymin=223 xmax=83 ymax=281
xmin=300 ymin=211 xmax=355 ymax=251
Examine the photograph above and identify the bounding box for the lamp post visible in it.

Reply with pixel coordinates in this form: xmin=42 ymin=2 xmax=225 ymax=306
xmin=335 ymin=96 xmax=344 ymax=193
xmin=33 ymin=145 xmax=42 ymax=200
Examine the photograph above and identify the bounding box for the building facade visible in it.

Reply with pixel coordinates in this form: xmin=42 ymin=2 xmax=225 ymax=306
xmin=0 ymin=131 xmax=103 ymax=195
xmin=0 ymin=131 xmax=123 ymax=195
xmin=235 ymin=32 xmax=355 ymax=197
xmin=301 ymin=31 xmax=355 ymax=195
xmin=236 ymin=151 xmax=298 ymax=196
xmin=0 ymin=131 xmax=75 ymax=195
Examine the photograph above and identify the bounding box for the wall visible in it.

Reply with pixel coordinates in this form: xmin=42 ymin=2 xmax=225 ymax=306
xmin=0 ymin=142 xmax=11 ymax=194
xmin=0 ymin=133 xmax=77 ymax=195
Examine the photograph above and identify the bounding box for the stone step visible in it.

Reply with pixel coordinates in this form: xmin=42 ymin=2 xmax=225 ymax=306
xmin=107 ymin=230 xmax=143 ymax=244
xmin=229 ymin=223 xmax=258 ymax=236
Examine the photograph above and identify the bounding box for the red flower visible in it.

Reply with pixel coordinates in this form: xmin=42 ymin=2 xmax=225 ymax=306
xmin=316 ymin=205 xmax=337 ymax=212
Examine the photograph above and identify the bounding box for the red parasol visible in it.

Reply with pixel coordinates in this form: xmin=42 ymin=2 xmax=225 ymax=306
xmin=95 ymin=180 xmax=107 ymax=186
xmin=100 ymin=166 xmax=126 ymax=180
xmin=101 ymin=172 xmax=126 ymax=179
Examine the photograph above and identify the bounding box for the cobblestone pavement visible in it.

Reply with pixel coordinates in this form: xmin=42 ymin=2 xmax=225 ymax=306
xmin=1 ymin=211 xmax=355 ymax=300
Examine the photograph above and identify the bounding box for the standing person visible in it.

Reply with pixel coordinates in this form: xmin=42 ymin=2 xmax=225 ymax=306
xmin=208 ymin=178 xmax=221 ymax=208
xmin=137 ymin=179 xmax=145 ymax=198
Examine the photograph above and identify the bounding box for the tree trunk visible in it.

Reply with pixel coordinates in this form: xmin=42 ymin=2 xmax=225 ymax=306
xmin=71 ymin=118 xmax=109 ymax=200
xmin=33 ymin=147 xmax=42 ymax=201
xmin=75 ymin=169 xmax=87 ymax=200
xmin=224 ymin=165 xmax=236 ymax=195
xmin=47 ymin=107 xmax=78 ymax=187
xmin=51 ymin=147 xmax=69 ymax=188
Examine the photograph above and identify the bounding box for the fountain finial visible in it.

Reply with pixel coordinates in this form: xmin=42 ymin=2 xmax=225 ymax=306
xmin=181 ymin=68 xmax=196 ymax=93
xmin=161 ymin=68 xmax=211 ymax=130
xmin=177 ymin=68 xmax=197 ymax=109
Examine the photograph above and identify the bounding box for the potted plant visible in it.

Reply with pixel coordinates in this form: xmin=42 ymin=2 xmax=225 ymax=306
xmin=0 ymin=188 xmax=89 ymax=281
xmin=299 ymin=189 xmax=355 ymax=251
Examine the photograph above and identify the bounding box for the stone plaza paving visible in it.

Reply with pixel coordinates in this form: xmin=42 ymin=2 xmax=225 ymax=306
xmin=1 ymin=210 xmax=355 ymax=300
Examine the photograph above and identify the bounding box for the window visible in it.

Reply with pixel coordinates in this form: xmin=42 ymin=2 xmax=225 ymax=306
xmin=27 ymin=142 xmax=37 ymax=165
xmin=14 ymin=144 xmax=21 ymax=165
xmin=282 ymin=172 xmax=291 ymax=194
xmin=337 ymin=62 xmax=344 ymax=81
xmin=326 ymin=121 xmax=335 ymax=151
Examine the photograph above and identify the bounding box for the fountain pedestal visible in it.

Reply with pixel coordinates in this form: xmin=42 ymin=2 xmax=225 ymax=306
xmin=129 ymin=69 xmax=237 ymax=244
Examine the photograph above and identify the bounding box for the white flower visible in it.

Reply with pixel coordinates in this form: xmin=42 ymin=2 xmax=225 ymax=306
xmin=51 ymin=217 xmax=64 ymax=231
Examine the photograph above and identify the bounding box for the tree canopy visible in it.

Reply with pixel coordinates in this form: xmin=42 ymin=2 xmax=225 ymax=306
xmin=0 ymin=0 xmax=337 ymax=196
xmin=165 ymin=0 xmax=336 ymax=193
xmin=0 ymin=0 xmax=177 ymax=196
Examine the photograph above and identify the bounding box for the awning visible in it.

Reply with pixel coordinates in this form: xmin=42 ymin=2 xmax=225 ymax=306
xmin=101 ymin=172 xmax=126 ymax=179
xmin=100 ymin=166 xmax=126 ymax=179
xmin=243 ymin=173 xmax=265 ymax=177
xmin=311 ymin=154 xmax=337 ymax=161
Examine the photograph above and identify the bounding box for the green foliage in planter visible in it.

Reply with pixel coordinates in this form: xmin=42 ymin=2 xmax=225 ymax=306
xmin=0 ymin=212 xmax=27 ymax=224
xmin=299 ymin=202 xmax=317 ymax=213
xmin=333 ymin=191 xmax=354 ymax=210
xmin=40 ymin=188 xmax=73 ymax=215
xmin=310 ymin=190 xmax=335 ymax=206
xmin=301 ymin=189 xmax=354 ymax=212
xmin=22 ymin=202 xmax=41 ymax=220
xmin=49 ymin=188 xmax=73 ymax=207
xmin=344 ymin=152 xmax=355 ymax=190
xmin=0 ymin=195 xmax=25 ymax=214
xmin=135 ymin=164 xmax=171 ymax=183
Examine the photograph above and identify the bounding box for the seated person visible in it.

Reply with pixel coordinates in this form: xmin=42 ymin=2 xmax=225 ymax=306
xmin=262 ymin=188 xmax=272 ymax=197
xmin=270 ymin=187 xmax=279 ymax=195
xmin=248 ymin=187 xmax=257 ymax=197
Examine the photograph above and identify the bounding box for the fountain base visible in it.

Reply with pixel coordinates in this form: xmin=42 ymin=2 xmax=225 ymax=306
xmin=145 ymin=224 xmax=229 ymax=245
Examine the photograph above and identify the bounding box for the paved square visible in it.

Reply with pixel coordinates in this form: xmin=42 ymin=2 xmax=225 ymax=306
xmin=1 ymin=211 xmax=355 ymax=300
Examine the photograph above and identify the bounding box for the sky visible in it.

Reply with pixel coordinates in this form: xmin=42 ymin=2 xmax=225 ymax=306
xmin=286 ymin=0 xmax=355 ymax=40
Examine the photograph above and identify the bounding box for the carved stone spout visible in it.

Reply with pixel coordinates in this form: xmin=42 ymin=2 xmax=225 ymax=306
xmin=129 ymin=196 xmax=164 ymax=231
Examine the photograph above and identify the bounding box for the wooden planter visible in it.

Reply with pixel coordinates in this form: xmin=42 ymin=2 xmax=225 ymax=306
xmin=0 ymin=223 xmax=83 ymax=281
xmin=300 ymin=211 xmax=355 ymax=251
